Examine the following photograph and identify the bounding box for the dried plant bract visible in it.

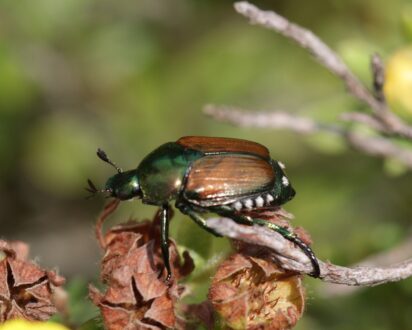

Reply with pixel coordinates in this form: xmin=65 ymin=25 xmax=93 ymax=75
xmin=90 ymin=203 xmax=195 ymax=329
xmin=209 ymin=251 xmax=305 ymax=330
xmin=0 ymin=240 xmax=65 ymax=322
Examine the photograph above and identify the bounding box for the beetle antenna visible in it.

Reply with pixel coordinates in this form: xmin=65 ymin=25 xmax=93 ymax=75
xmin=85 ymin=179 xmax=98 ymax=194
xmin=97 ymin=148 xmax=122 ymax=173
xmin=85 ymin=178 xmax=110 ymax=199
xmin=85 ymin=178 xmax=99 ymax=199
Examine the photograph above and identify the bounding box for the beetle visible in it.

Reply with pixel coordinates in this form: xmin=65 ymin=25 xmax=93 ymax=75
xmin=88 ymin=136 xmax=320 ymax=279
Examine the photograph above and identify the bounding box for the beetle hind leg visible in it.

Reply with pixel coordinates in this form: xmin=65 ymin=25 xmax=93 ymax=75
xmin=212 ymin=205 xmax=320 ymax=278
xmin=177 ymin=203 xmax=223 ymax=237
xmin=252 ymin=218 xmax=320 ymax=278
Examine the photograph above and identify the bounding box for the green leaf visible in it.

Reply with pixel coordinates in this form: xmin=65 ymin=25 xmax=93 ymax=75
xmin=78 ymin=317 xmax=105 ymax=330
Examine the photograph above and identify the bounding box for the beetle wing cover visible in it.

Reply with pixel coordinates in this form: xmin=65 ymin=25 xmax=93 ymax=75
xmin=177 ymin=136 xmax=270 ymax=159
xmin=184 ymin=154 xmax=275 ymax=206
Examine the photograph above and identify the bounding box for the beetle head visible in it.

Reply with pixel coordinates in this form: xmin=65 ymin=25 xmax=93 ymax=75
xmin=89 ymin=148 xmax=142 ymax=201
xmin=105 ymin=171 xmax=141 ymax=201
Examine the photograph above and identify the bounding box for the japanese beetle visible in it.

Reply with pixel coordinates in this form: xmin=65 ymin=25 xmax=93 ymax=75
xmin=89 ymin=136 xmax=320 ymax=279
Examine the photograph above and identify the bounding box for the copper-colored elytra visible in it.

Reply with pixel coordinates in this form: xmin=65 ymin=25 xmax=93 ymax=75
xmin=185 ymin=154 xmax=275 ymax=202
xmin=177 ymin=136 xmax=270 ymax=159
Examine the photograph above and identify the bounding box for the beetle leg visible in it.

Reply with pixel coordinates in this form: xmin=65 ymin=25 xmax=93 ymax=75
xmin=213 ymin=206 xmax=320 ymax=278
xmin=160 ymin=204 xmax=172 ymax=283
xmin=177 ymin=203 xmax=223 ymax=237
xmin=211 ymin=205 xmax=254 ymax=225
xmin=251 ymin=218 xmax=320 ymax=278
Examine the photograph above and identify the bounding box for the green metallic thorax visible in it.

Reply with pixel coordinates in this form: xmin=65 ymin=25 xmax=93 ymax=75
xmin=137 ymin=142 xmax=203 ymax=205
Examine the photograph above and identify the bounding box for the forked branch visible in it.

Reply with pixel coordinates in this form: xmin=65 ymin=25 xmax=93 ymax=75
xmin=203 ymin=2 xmax=412 ymax=289
xmin=232 ymin=1 xmax=412 ymax=139
xmin=204 ymin=104 xmax=412 ymax=169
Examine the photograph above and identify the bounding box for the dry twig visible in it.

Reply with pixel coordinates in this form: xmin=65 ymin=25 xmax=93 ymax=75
xmin=371 ymin=53 xmax=386 ymax=103
xmin=95 ymin=199 xmax=120 ymax=249
xmin=204 ymin=104 xmax=412 ymax=169
xmin=233 ymin=1 xmax=412 ymax=139
xmin=320 ymin=233 xmax=412 ymax=297
xmin=204 ymin=104 xmax=340 ymax=134
xmin=204 ymin=2 xmax=412 ymax=169
xmin=203 ymin=1 xmax=412 ymax=291
xmin=207 ymin=218 xmax=412 ymax=287
xmin=205 ymin=2 xmax=412 ymax=162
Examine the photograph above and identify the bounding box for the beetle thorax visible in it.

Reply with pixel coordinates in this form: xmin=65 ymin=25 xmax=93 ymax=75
xmin=137 ymin=142 xmax=203 ymax=205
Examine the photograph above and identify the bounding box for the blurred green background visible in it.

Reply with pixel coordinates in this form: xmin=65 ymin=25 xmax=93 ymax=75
xmin=1 ymin=0 xmax=412 ymax=328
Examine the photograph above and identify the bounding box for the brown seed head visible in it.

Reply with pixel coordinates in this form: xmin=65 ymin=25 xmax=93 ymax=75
xmin=0 ymin=240 xmax=65 ymax=322
xmin=208 ymin=208 xmax=306 ymax=330
xmin=90 ymin=206 xmax=195 ymax=329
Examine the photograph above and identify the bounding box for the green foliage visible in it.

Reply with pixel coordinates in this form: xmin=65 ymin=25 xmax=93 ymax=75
xmin=51 ymin=278 xmax=99 ymax=327
xmin=78 ymin=317 xmax=105 ymax=330
xmin=65 ymin=279 xmax=100 ymax=326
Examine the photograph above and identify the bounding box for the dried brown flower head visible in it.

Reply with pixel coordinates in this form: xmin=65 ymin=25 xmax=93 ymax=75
xmin=176 ymin=301 xmax=215 ymax=330
xmin=91 ymin=202 xmax=310 ymax=329
xmin=90 ymin=201 xmax=195 ymax=330
xmin=0 ymin=240 xmax=65 ymax=322
xmin=208 ymin=208 xmax=306 ymax=330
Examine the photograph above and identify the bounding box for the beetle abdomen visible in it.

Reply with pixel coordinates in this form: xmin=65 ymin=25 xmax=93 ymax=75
xmin=183 ymin=154 xmax=275 ymax=207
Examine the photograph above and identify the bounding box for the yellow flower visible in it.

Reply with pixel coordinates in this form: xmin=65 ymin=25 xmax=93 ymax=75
xmin=384 ymin=47 xmax=412 ymax=120
xmin=0 ymin=320 xmax=69 ymax=330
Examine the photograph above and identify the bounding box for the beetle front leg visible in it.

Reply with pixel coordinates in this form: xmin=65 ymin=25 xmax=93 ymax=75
xmin=160 ymin=204 xmax=172 ymax=282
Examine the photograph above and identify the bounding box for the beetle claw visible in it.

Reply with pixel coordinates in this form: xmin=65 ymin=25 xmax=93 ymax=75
xmin=164 ymin=273 xmax=173 ymax=286
xmin=157 ymin=267 xmax=173 ymax=286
